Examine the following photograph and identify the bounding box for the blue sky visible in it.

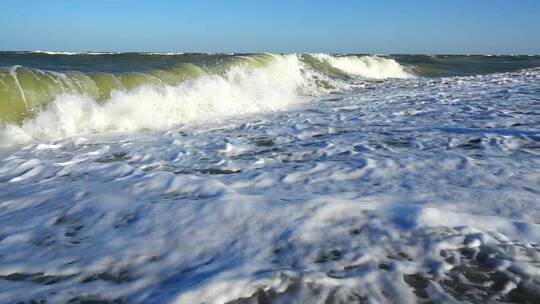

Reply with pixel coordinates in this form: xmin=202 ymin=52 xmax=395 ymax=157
xmin=2 ymin=0 xmax=539 ymax=54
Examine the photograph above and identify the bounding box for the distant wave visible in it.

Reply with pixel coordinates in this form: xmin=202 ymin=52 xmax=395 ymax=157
xmin=31 ymin=51 xmax=121 ymax=55
xmin=25 ymin=51 xmax=188 ymax=56
xmin=143 ymin=52 xmax=185 ymax=55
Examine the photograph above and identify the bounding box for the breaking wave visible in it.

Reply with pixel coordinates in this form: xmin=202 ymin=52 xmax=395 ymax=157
xmin=0 ymin=54 xmax=413 ymax=146
xmin=314 ymin=54 xmax=413 ymax=79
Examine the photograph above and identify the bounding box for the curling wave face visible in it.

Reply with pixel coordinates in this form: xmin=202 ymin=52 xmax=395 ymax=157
xmin=0 ymin=53 xmax=415 ymax=145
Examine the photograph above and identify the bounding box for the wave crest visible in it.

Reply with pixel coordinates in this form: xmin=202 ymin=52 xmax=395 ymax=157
xmin=0 ymin=53 xmax=415 ymax=146
xmin=1 ymin=55 xmax=334 ymax=145
xmin=314 ymin=54 xmax=413 ymax=79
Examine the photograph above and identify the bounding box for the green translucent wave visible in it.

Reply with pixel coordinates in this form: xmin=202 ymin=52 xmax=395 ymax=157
xmin=0 ymin=62 xmax=209 ymax=124
xmin=0 ymin=53 xmax=345 ymax=124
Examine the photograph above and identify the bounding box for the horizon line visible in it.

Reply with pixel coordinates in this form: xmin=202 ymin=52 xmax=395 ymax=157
xmin=1 ymin=50 xmax=539 ymax=56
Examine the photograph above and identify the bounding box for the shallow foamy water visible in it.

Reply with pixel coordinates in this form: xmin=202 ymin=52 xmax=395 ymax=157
xmin=1 ymin=68 xmax=540 ymax=303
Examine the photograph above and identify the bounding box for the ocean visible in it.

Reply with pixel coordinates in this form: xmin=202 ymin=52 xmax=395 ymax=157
xmin=0 ymin=52 xmax=539 ymax=303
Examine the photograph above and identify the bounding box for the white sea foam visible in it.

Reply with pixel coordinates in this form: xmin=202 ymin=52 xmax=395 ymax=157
xmin=0 ymin=63 xmax=539 ymax=303
xmin=315 ymin=54 xmax=413 ymax=79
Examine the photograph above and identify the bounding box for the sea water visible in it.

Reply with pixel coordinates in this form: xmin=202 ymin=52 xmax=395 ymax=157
xmin=0 ymin=53 xmax=539 ymax=303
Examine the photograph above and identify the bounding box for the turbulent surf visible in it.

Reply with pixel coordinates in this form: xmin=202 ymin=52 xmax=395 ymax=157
xmin=0 ymin=52 xmax=539 ymax=303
